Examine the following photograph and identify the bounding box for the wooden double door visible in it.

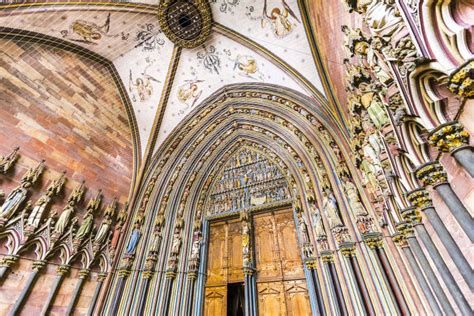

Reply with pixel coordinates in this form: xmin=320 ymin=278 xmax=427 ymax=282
xmin=204 ymin=209 xmax=312 ymax=316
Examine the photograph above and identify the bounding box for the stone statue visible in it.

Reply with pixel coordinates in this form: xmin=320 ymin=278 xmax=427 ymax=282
xmin=0 ymin=160 xmax=44 ymax=222
xmin=26 ymin=172 xmax=66 ymax=229
xmin=345 ymin=0 xmax=404 ymax=39
xmin=94 ymin=198 xmax=117 ymax=245
xmin=75 ymin=209 xmax=94 ymax=241
xmin=170 ymin=230 xmax=182 ymax=255
xmin=310 ymin=207 xmax=327 ymax=238
xmin=296 ymin=211 xmax=309 ymax=244
xmin=190 ymin=230 xmax=202 ymax=260
xmin=53 ymin=181 xmax=85 ymax=236
xmin=342 ymin=176 xmax=368 ymax=217
xmin=323 ymin=189 xmax=343 ymax=228
xmin=0 ymin=184 xmax=28 ymax=221
xmin=0 ymin=147 xmax=19 ymax=173
xmin=126 ymin=223 xmax=141 ymax=254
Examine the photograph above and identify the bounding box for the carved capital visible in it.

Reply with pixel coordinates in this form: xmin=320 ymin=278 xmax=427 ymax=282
xmin=429 ymin=121 xmax=470 ymax=152
xmin=395 ymin=221 xmax=414 ymax=237
xmin=188 ymin=272 xmax=198 ymax=280
xmin=142 ymin=271 xmax=154 ymax=280
xmin=415 ymin=162 xmax=448 ymax=187
xmin=363 ymin=232 xmax=384 ymax=249
xmin=448 ymin=59 xmax=474 ymax=98
xmin=0 ymin=255 xmax=19 ymax=268
xmin=56 ymin=265 xmax=71 ymax=276
xmin=32 ymin=260 xmax=47 ymax=271
xmin=79 ymin=269 xmax=90 ymax=279
xmin=118 ymin=268 xmax=131 ymax=278
xmin=97 ymin=272 xmax=107 ymax=282
xmin=339 ymin=242 xmax=356 ymax=257
xmin=400 ymin=206 xmax=417 ymax=222
xmin=243 ymin=267 xmax=254 ymax=276
xmin=392 ymin=233 xmax=409 ymax=248
xmin=320 ymin=250 xmax=334 ymax=263
xmin=305 ymin=258 xmax=319 ymax=269
xmin=406 ymin=188 xmax=433 ymax=210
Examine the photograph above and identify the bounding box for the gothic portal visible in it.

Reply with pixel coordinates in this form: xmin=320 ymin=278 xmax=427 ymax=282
xmin=0 ymin=0 xmax=472 ymax=315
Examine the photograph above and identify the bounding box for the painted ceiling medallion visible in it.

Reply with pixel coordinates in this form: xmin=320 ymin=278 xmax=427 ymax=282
xmin=158 ymin=0 xmax=212 ymax=49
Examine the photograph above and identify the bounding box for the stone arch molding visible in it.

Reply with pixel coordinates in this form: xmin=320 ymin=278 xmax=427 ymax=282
xmin=105 ymin=83 xmax=388 ymax=315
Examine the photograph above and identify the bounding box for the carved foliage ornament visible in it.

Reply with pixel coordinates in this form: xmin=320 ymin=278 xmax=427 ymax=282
xmin=428 ymin=121 xmax=470 ymax=153
xmin=448 ymin=59 xmax=474 ymax=98
xmin=158 ymin=0 xmax=213 ymax=49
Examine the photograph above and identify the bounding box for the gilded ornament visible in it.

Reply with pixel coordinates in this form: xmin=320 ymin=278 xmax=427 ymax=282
xmin=428 ymin=121 xmax=470 ymax=152
xmin=415 ymin=162 xmax=448 ymax=186
xmin=448 ymin=59 xmax=474 ymax=98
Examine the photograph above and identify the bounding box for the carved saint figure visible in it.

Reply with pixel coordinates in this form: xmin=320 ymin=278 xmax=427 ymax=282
xmin=322 ymin=189 xmax=343 ymax=229
xmin=342 ymin=176 xmax=368 ymax=217
xmin=75 ymin=210 xmax=94 ymax=241
xmin=126 ymin=224 xmax=142 ymax=254
xmin=26 ymin=195 xmax=50 ymax=227
xmin=0 ymin=184 xmax=27 ymax=220
xmin=170 ymin=230 xmax=182 ymax=255
xmin=54 ymin=202 xmax=75 ymax=235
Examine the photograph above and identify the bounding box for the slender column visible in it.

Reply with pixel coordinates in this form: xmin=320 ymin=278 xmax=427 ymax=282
xmin=405 ymin=191 xmax=473 ymax=288
xmin=305 ymin=260 xmax=325 ymax=316
xmin=87 ymin=272 xmax=107 ymax=316
xmin=428 ymin=121 xmax=474 ymax=177
xmin=339 ymin=243 xmax=374 ymax=316
xmin=414 ymin=223 xmax=472 ymax=314
xmin=392 ymin=232 xmax=442 ymax=315
xmin=65 ymin=269 xmax=89 ymax=316
xmin=136 ymin=275 xmax=151 ymax=316
xmin=185 ymin=274 xmax=197 ymax=316
xmin=9 ymin=260 xmax=46 ymax=316
xmin=41 ymin=265 xmax=70 ymax=316
xmin=110 ymin=274 xmax=127 ymax=315
xmin=161 ymin=272 xmax=176 ymax=316
xmin=364 ymin=233 xmax=410 ymax=315
xmin=415 ymin=162 xmax=474 ymax=241
xmin=326 ymin=259 xmax=348 ymax=316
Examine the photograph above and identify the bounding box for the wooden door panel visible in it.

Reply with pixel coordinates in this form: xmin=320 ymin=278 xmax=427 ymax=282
xmin=228 ymin=220 xmax=244 ymax=282
xmin=204 ymin=286 xmax=226 ymax=316
xmin=284 ymin=280 xmax=312 ymax=316
xmin=254 ymin=214 xmax=282 ymax=279
xmin=257 ymin=281 xmax=287 ymax=316
xmin=275 ymin=212 xmax=305 ymax=278
xmin=207 ymin=223 xmax=227 ymax=284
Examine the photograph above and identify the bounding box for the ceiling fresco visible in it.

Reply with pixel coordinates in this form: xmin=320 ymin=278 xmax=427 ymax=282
xmin=0 ymin=0 xmax=328 ymax=161
xmin=155 ymin=32 xmax=308 ymax=147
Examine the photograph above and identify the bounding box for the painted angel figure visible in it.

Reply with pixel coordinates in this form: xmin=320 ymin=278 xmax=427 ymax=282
xmin=63 ymin=13 xmax=116 ymax=45
xmin=177 ymin=80 xmax=203 ymax=108
xmin=261 ymin=0 xmax=300 ymax=38
xmin=232 ymin=55 xmax=264 ymax=81
xmin=129 ymin=70 xmax=160 ymax=102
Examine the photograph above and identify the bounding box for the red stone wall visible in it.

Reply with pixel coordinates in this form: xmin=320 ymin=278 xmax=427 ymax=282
xmin=0 ymin=38 xmax=134 ymax=314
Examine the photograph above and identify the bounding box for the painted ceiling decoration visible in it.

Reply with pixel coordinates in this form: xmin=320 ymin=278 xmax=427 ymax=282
xmin=0 ymin=0 xmax=328 ymax=161
xmin=158 ymin=0 xmax=213 ymax=48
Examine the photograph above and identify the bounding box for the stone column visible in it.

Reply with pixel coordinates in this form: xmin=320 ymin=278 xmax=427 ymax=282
xmin=340 ymin=242 xmax=374 ymax=316
xmin=405 ymin=191 xmax=473 ymax=288
xmin=429 ymin=121 xmax=474 ymax=177
xmin=161 ymin=272 xmax=176 ymax=316
xmin=65 ymin=269 xmax=89 ymax=316
xmin=41 ymin=265 xmax=70 ymax=315
xmin=184 ymin=273 xmax=197 ymax=316
xmin=364 ymin=234 xmax=410 ymax=315
xmin=392 ymin=231 xmax=442 ymax=315
xmin=87 ymin=272 xmax=107 ymax=316
xmin=413 ymin=222 xmax=471 ymax=314
xmin=322 ymin=254 xmax=347 ymax=316
xmin=8 ymin=260 xmax=46 ymax=316
xmin=0 ymin=255 xmax=18 ymax=279
xmin=109 ymin=270 xmax=129 ymax=315
xmin=305 ymin=259 xmax=326 ymax=316
xmin=136 ymin=272 xmax=152 ymax=316
xmin=415 ymin=162 xmax=474 ymax=241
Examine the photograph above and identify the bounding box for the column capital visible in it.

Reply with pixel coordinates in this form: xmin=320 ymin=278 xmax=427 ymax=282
xmin=339 ymin=241 xmax=356 ymax=257
xmin=392 ymin=233 xmax=409 ymax=248
xmin=165 ymin=271 xmax=177 ymax=279
xmin=406 ymin=188 xmax=433 ymax=209
xmin=395 ymin=221 xmax=415 ymax=237
xmin=118 ymin=268 xmax=131 ymax=278
xmin=429 ymin=121 xmax=470 ymax=153
xmin=32 ymin=260 xmax=47 ymax=272
xmin=56 ymin=265 xmax=71 ymax=276
xmin=415 ymin=162 xmax=448 ymax=187
xmin=400 ymin=206 xmax=417 ymax=222
xmin=143 ymin=270 xmax=154 ymax=279
xmin=448 ymin=59 xmax=474 ymax=98
xmin=0 ymin=255 xmax=18 ymax=268
xmin=363 ymin=232 xmax=384 ymax=249
xmin=319 ymin=250 xmax=334 ymax=264
xmin=78 ymin=269 xmax=90 ymax=279
xmin=97 ymin=272 xmax=108 ymax=282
